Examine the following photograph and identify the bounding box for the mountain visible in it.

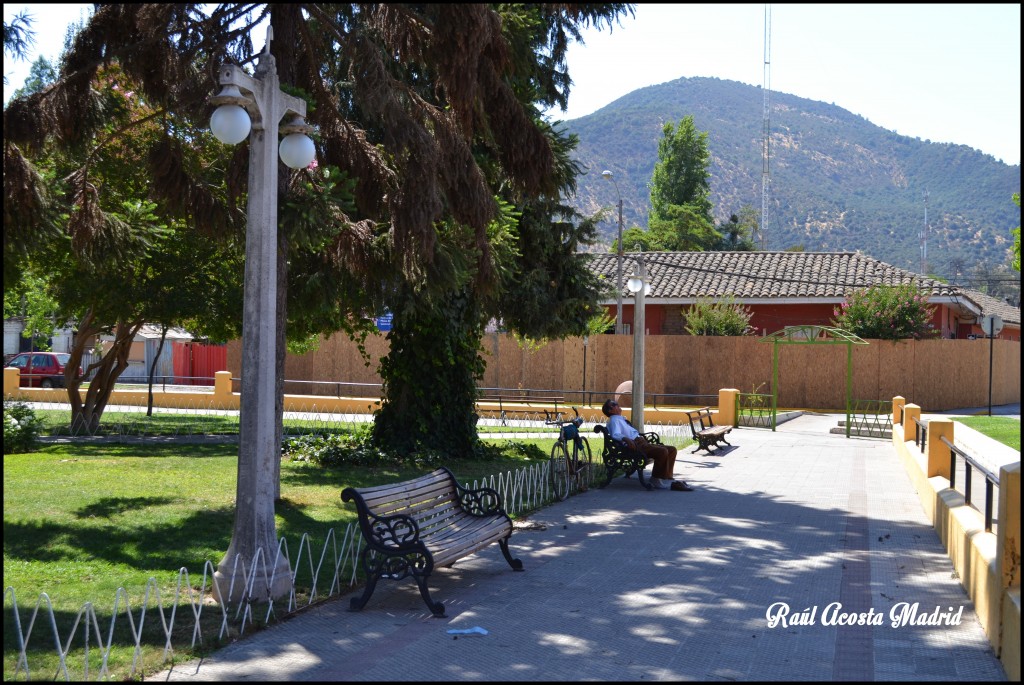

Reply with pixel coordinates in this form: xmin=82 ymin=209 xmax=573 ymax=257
xmin=561 ymin=76 xmax=1021 ymax=280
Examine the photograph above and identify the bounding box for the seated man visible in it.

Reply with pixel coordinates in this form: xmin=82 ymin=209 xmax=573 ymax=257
xmin=602 ymin=399 xmax=693 ymax=491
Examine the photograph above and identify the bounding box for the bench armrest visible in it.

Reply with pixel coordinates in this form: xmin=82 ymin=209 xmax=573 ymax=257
xmin=366 ymin=513 xmax=422 ymax=549
xmin=455 ymin=482 xmax=505 ymax=517
xmin=641 ymin=431 xmax=661 ymax=444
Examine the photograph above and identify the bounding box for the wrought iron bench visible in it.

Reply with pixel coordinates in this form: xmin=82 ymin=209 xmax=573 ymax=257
xmin=341 ymin=467 xmax=523 ymax=617
xmin=593 ymin=423 xmax=660 ymax=490
xmin=685 ymin=407 xmax=732 ymax=454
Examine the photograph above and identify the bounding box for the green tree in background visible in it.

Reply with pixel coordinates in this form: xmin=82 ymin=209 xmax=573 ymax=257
xmin=645 ymin=115 xmax=720 ymax=251
xmin=715 ymin=205 xmax=758 ymax=251
xmin=831 ymin=284 xmax=938 ymax=340
xmin=1012 ymin=192 xmax=1020 ymax=272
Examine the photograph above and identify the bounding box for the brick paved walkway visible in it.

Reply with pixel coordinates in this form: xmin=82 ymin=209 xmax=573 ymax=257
xmin=148 ymin=413 xmax=1009 ymax=681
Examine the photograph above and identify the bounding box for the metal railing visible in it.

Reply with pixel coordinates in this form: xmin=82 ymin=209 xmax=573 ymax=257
xmin=940 ymin=436 xmax=1000 ymax=533
xmin=913 ymin=416 xmax=928 ymax=452
xmin=736 ymin=392 xmax=774 ymax=429
xmin=848 ymin=399 xmax=893 ymax=438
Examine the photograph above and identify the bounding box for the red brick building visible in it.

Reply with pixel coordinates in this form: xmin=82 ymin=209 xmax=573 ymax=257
xmin=589 ymin=251 xmax=1020 ymax=341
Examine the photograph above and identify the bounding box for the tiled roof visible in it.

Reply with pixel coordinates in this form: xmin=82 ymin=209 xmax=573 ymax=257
xmin=586 ymin=251 xmax=1019 ymax=325
xmin=958 ymin=289 xmax=1021 ymax=326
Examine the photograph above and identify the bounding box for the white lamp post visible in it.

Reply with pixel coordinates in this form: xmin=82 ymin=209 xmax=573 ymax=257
xmin=209 ymin=27 xmax=315 ymax=604
xmin=601 ymin=170 xmax=625 ymax=334
xmin=626 ymin=252 xmax=650 ymax=432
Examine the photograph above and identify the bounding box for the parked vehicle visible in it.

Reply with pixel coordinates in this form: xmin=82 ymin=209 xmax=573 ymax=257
xmin=4 ymin=352 xmax=83 ymax=388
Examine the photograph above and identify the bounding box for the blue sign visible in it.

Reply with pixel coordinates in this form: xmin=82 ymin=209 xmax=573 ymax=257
xmin=376 ymin=312 xmax=394 ymax=332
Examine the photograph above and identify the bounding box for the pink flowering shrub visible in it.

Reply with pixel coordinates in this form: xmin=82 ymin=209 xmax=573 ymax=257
xmin=831 ymin=284 xmax=938 ymax=340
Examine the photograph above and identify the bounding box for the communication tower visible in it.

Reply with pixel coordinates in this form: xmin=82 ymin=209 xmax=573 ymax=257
xmin=759 ymin=4 xmax=771 ymax=251
xmin=920 ymin=190 xmax=929 ymax=275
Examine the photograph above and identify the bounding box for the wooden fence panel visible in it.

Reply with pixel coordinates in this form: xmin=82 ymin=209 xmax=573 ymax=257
xmin=226 ymin=334 xmax=1019 ymax=411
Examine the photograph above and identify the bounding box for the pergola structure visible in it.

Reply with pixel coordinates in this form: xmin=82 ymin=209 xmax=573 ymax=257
xmin=757 ymin=325 xmax=869 ymax=437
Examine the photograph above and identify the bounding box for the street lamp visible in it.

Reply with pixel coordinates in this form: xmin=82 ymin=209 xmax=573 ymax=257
xmin=601 ymin=170 xmax=624 ymax=334
xmin=209 ymin=27 xmax=316 ymax=604
xmin=626 ymin=252 xmax=650 ymax=432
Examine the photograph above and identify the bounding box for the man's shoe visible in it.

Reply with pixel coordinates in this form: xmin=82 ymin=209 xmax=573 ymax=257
xmin=671 ymin=480 xmax=694 ymax=492
xmin=650 ymin=478 xmax=670 ymax=489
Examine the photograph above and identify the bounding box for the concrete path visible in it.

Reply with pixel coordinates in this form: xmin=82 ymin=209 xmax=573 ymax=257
xmin=148 ymin=414 xmax=1010 ymax=681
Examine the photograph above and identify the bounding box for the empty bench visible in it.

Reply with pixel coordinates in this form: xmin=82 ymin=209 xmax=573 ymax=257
xmin=593 ymin=424 xmax=663 ymax=490
xmin=478 ymin=395 xmax=565 ymax=425
xmin=341 ymin=467 xmax=523 ymax=617
xmin=685 ymin=407 xmax=732 ymax=454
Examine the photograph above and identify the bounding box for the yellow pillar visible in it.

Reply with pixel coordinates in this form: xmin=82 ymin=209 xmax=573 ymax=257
xmin=214 ymin=370 xmax=233 ymax=406
xmin=902 ymin=403 xmax=920 ymax=437
xmin=4 ymin=367 xmax=21 ymax=397
xmin=999 ymin=462 xmax=1021 ymax=591
xmin=926 ymin=418 xmax=954 ymax=479
xmin=892 ymin=396 xmax=905 ymax=427
xmin=718 ymin=388 xmax=739 ymax=427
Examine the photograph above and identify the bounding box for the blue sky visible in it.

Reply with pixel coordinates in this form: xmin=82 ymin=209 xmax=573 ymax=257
xmin=4 ymin=3 xmax=1020 ymax=166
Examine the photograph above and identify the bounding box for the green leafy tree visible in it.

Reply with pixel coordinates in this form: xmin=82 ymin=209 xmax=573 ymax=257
xmin=682 ymin=296 xmax=754 ymax=336
xmin=715 ymin=205 xmax=758 ymax=251
xmin=645 ymin=115 xmax=720 ymax=251
xmin=6 ymin=63 xmax=247 ymax=433
xmin=11 ymin=56 xmax=57 ymax=99
xmin=1011 ymin=192 xmax=1020 ymax=272
xmin=831 ymin=284 xmax=938 ymax=340
xmin=369 ymin=5 xmax=624 ymax=457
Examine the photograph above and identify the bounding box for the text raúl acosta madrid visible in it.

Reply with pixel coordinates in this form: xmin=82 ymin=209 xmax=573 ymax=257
xmin=766 ymin=602 xmax=964 ymax=628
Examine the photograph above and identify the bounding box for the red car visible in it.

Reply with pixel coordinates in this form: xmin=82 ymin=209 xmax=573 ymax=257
xmin=5 ymin=352 xmax=84 ymax=388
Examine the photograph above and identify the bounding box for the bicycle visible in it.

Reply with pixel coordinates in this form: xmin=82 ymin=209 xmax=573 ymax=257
xmin=545 ymin=407 xmax=593 ymax=501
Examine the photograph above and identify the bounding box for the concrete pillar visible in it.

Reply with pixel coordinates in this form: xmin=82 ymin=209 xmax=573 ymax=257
xmin=892 ymin=396 xmax=905 ymax=428
xmin=4 ymin=319 xmax=23 ymax=356
xmin=902 ymin=403 xmax=921 ymax=437
xmin=998 ymin=462 xmax=1020 ymax=592
xmin=4 ymin=367 xmax=21 ymax=396
xmin=718 ymin=388 xmax=739 ymax=426
xmin=925 ymin=417 xmax=954 ymax=479
xmin=214 ymin=370 xmax=233 ymax=405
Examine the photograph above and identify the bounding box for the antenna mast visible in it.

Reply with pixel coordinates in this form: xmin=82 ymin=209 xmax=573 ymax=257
xmin=759 ymin=4 xmax=771 ymax=251
xmin=920 ymin=189 xmax=929 ymax=275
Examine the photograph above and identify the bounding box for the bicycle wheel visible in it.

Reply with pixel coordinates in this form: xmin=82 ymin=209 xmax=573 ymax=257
xmin=549 ymin=441 xmax=570 ymax=501
xmin=573 ymin=436 xmax=593 ymax=490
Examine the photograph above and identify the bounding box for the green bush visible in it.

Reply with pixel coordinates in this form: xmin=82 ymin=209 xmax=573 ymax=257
xmin=682 ymin=296 xmax=754 ymax=335
xmin=831 ymin=284 xmax=938 ymax=340
xmin=282 ymin=425 xmax=444 ymax=469
xmin=3 ymin=399 xmax=44 ymax=454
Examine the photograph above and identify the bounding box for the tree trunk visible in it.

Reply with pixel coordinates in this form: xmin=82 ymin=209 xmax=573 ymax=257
xmin=373 ymin=288 xmax=484 ymax=457
xmin=66 ymin=313 xmax=144 ymax=435
xmin=147 ymin=325 xmax=169 ymax=417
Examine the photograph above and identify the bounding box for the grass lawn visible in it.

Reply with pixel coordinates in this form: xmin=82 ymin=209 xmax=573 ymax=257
xmin=952 ymin=415 xmax=1021 ymax=452
xmin=3 ymin=401 xmax=696 ymax=682
xmin=4 ymin=432 xmax=625 ymax=680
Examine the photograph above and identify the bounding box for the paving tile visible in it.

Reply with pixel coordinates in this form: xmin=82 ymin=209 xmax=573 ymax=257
xmin=148 ymin=415 xmax=1009 ymax=681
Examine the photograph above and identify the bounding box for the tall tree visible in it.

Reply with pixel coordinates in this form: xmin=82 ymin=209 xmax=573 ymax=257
xmin=645 ymin=115 xmax=720 ymax=250
xmin=1012 ymin=192 xmax=1020 ymax=272
xmin=3 ymin=2 xmax=634 ymax=597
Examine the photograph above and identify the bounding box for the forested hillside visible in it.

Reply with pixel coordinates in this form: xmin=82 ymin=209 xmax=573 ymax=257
xmin=564 ymin=76 xmax=1020 ymax=284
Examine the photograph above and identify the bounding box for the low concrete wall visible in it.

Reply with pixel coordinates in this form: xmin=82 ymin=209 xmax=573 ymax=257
xmin=892 ymin=401 xmax=1020 ymax=680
